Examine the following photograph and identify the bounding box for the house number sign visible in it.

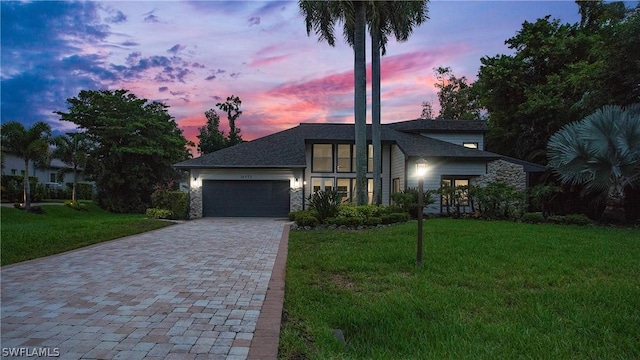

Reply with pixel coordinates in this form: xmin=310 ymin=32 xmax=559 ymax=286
xmin=240 ymin=175 xmax=253 ymax=179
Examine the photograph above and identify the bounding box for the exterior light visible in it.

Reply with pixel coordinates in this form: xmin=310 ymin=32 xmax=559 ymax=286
xmin=416 ymin=157 xmax=428 ymax=178
xmin=415 ymin=157 xmax=427 ymax=266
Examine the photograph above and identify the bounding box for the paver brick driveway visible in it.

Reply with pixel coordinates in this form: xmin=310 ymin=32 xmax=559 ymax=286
xmin=1 ymin=218 xmax=288 ymax=359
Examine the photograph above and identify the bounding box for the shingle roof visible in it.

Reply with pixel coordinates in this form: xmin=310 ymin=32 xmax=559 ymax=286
xmin=174 ymin=119 xmax=504 ymax=169
xmin=388 ymin=118 xmax=489 ymax=133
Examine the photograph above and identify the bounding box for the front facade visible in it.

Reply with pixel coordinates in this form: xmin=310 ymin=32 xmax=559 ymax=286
xmin=175 ymin=119 xmax=544 ymax=218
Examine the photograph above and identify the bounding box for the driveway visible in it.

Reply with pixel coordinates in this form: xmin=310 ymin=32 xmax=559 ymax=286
xmin=1 ymin=218 xmax=289 ymax=360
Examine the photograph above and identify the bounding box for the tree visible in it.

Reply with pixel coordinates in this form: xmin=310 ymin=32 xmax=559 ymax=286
xmin=197 ymin=109 xmax=227 ymax=155
xmin=216 ymin=95 xmax=244 ymax=146
xmin=367 ymin=1 xmax=428 ymax=205
xmin=0 ymin=121 xmax=53 ymax=210
xmin=434 ymin=66 xmax=481 ymax=120
xmin=301 ymin=1 xmax=428 ymax=204
xmin=547 ymin=104 xmax=640 ymax=223
xmin=51 ymin=133 xmax=91 ymax=203
xmin=476 ymin=1 xmax=639 ymax=164
xmin=55 ymin=89 xmax=192 ymax=213
xmin=300 ymin=0 xmax=368 ymax=205
xmin=420 ymin=100 xmax=435 ymax=120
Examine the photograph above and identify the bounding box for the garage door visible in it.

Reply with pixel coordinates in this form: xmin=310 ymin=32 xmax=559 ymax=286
xmin=202 ymin=180 xmax=290 ymax=217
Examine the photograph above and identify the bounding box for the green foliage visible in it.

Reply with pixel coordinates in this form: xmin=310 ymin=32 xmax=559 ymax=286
xmin=289 ymin=209 xmax=320 ymax=225
xmin=55 ymin=89 xmax=192 ymax=213
xmin=433 ymin=66 xmax=482 ymax=120
xmin=150 ymin=181 xmax=189 ymax=220
xmin=390 ymin=188 xmax=436 ymax=218
xmin=197 ymin=108 xmax=229 ymax=155
xmin=522 ymin=212 xmax=591 ymax=226
xmin=381 ymin=212 xmax=411 ymax=224
xmin=64 ymin=200 xmax=88 ymax=211
xmin=296 ymin=215 xmax=320 ymax=227
xmin=52 ymin=133 xmax=91 ymax=203
xmin=66 ymin=183 xmax=93 ymax=201
xmin=145 ymin=208 xmax=173 ymax=219
xmin=468 ymin=182 xmax=526 ymax=220
xmin=0 ymin=121 xmax=53 ymax=209
xmin=476 ymin=2 xmax=640 ymax=163
xmin=521 ymin=212 xmax=545 ymax=224
xmin=216 ymin=95 xmax=244 ymax=146
xmin=548 ymin=104 xmax=640 ymax=223
xmin=307 ymin=189 xmax=341 ymax=221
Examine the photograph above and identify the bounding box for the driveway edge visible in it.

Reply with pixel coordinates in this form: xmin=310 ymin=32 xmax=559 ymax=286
xmin=248 ymin=223 xmax=290 ymax=359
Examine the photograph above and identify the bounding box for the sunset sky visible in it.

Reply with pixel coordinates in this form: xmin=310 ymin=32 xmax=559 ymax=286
xmin=1 ymin=1 xmax=582 ymax=149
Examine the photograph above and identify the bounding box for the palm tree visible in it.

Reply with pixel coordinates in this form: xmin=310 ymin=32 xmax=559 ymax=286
xmin=301 ymin=1 xmax=428 ymax=205
xmin=300 ymin=0 xmax=368 ymax=204
xmin=52 ymin=133 xmax=91 ymax=203
xmin=367 ymin=1 xmax=428 ymax=205
xmin=1 ymin=121 xmax=53 ymax=209
xmin=547 ymin=104 xmax=640 ymax=223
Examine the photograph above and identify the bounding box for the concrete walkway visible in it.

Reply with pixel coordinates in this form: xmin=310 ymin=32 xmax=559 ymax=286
xmin=1 ymin=218 xmax=290 ymax=359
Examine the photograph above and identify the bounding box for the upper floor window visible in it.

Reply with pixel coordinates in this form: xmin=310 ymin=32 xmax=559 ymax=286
xmin=50 ymin=173 xmax=57 ymax=183
xmin=463 ymin=142 xmax=478 ymax=149
xmin=312 ymin=144 xmax=333 ymax=172
xmin=312 ymin=143 xmax=376 ymax=173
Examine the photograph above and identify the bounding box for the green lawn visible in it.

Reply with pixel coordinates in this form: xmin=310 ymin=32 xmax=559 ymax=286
xmin=280 ymin=219 xmax=640 ymax=359
xmin=1 ymin=203 xmax=173 ymax=266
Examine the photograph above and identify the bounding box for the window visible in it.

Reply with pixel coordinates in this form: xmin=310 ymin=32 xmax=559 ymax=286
xmin=463 ymin=142 xmax=478 ymax=149
xmin=441 ymin=177 xmax=471 ymax=213
xmin=20 ymin=170 xmax=25 ymax=176
xmin=11 ymin=169 xmax=16 ymax=175
xmin=311 ymin=177 xmax=334 ymax=193
xmin=392 ymin=178 xmax=400 ymax=194
xmin=337 ymin=178 xmax=353 ymax=203
xmin=337 ymin=144 xmax=352 ymax=172
xmin=336 ymin=178 xmax=373 ymax=204
xmin=50 ymin=173 xmax=57 ymax=183
xmin=312 ymin=144 xmax=333 ymax=172
xmin=352 ymin=144 xmax=374 ymax=172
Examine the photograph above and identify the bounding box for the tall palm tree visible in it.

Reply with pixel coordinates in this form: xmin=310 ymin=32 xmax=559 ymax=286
xmin=300 ymin=0 xmax=368 ymax=204
xmin=547 ymin=104 xmax=640 ymax=223
xmin=52 ymin=133 xmax=91 ymax=203
xmin=1 ymin=121 xmax=53 ymax=209
xmin=367 ymin=1 xmax=428 ymax=205
xmin=301 ymin=1 xmax=428 ymax=205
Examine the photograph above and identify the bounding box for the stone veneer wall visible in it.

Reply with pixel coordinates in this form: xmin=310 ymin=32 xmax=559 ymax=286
xmin=189 ymin=185 xmax=203 ymax=219
xmin=290 ymin=188 xmax=303 ymax=212
xmin=471 ymin=159 xmax=527 ymax=192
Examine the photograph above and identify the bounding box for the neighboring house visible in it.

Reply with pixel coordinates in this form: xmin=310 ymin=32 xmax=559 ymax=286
xmin=2 ymin=153 xmax=88 ymax=187
xmin=174 ymin=119 xmax=545 ymax=218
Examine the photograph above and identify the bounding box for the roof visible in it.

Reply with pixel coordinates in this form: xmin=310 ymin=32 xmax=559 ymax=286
xmin=174 ymin=119 xmax=516 ymax=169
xmin=387 ymin=118 xmax=489 ymax=133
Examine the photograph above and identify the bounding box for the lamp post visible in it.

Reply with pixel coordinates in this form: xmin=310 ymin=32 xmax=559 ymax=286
xmin=415 ymin=158 xmax=428 ymax=266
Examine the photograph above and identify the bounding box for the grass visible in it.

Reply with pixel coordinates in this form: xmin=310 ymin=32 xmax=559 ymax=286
xmin=280 ymin=219 xmax=640 ymax=359
xmin=1 ymin=203 xmax=173 ymax=266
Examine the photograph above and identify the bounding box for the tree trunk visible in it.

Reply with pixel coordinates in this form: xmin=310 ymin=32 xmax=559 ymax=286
xmin=371 ymin=30 xmax=382 ymax=206
xmin=354 ymin=1 xmax=368 ymax=205
xmin=600 ymin=183 xmax=625 ymax=223
xmin=23 ymin=159 xmax=31 ymax=209
xmin=72 ymin=168 xmax=78 ymax=203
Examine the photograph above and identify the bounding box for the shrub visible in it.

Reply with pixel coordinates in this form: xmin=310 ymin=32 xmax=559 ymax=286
xmin=64 ymin=200 xmax=88 ymax=211
xmin=290 ymin=210 xmax=320 ymax=226
xmin=297 ymin=215 xmax=319 ymax=227
xmin=145 ymin=208 xmax=173 ymax=219
xmin=364 ymin=217 xmax=382 ymax=226
xmin=166 ymin=191 xmax=189 ymax=220
xmin=565 ymin=214 xmax=591 ymax=226
xmin=65 ymin=183 xmax=94 ymax=200
xmin=390 ymin=188 xmax=436 ymax=218
xmin=307 ymin=189 xmax=340 ymax=221
xmin=381 ymin=212 xmax=411 ymax=224
xmin=521 ymin=212 xmax=545 ymax=224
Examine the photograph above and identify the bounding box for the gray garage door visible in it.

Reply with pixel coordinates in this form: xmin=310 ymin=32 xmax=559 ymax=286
xmin=202 ymin=180 xmax=290 ymax=217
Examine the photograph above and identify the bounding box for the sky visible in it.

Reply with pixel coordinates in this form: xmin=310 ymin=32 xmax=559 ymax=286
xmin=1 ymin=0 xmax=583 ymax=150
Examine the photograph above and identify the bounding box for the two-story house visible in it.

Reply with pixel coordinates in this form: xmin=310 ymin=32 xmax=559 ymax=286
xmin=174 ymin=119 xmax=545 ymax=218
